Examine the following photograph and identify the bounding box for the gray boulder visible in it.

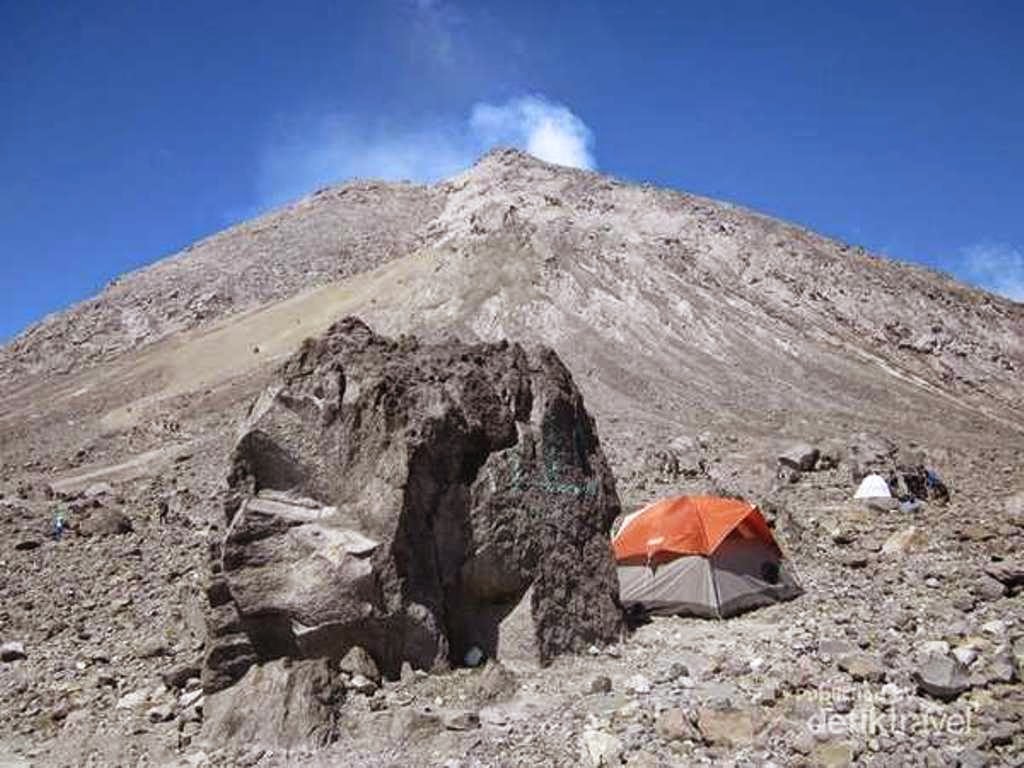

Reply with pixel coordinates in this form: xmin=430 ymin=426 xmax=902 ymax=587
xmin=1 ymin=641 xmax=27 ymax=662
xmin=202 ymin=658 xmax=342 ymax=751
xmin=77 ymin=508 xmax=133 ymax=536
xmin=83 ymin=481 xmax=114 ymax=499
xmin=203 ymin=318 xmax=624 ymax=692
xmin=338 ymin=645 xmax=380 ymax=684
xmin=915 ymin=654 xmax=971 ymax=700
xmin=984 ymin=560 xmax=1024 ymax=593
xmin=778 ymin=443 xmax=820 ymax=472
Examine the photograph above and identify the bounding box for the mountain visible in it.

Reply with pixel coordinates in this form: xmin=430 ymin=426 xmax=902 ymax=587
xmin=1 ymin=149 xmax=1023 ymax=767
xmin=2 ymin=149 xmax=1021 ymax=482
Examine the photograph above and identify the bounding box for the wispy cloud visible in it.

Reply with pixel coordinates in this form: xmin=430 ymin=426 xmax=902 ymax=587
xmin=957 ymin=242 xmax=1024 ymax=301
xmin=470 ymin=98 xmax=595 ymax=171
xmin=253 ymin=95 xmax=596 ymax=210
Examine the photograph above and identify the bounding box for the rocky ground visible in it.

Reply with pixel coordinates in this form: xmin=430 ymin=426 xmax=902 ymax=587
xmin=1 ymin=430 xmax=1022 ymax=767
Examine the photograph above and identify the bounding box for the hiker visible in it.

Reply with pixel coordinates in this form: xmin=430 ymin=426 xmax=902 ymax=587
xmin=52 ymin=505 xmax=67 ymax=541
xmin=925 ymin=468 xmax=950 ymax=504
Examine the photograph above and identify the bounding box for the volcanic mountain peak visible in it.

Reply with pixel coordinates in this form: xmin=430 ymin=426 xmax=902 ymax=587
xmin=1 ymin=150 xmax=1022 ymax=482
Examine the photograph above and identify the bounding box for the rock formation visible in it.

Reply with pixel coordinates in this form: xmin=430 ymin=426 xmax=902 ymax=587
xmin=203 ymin=317 xmax=625 ymax=692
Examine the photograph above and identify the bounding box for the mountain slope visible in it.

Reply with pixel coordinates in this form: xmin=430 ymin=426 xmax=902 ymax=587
xmin=2 ymin=149 xmax=1021 ymax=482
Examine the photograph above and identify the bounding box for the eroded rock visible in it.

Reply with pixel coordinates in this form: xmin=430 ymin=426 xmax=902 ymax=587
xmin=203 ymin=318 xmax=624 ymax=691
xmin=202 ymin=658 xmax=342 ymax=751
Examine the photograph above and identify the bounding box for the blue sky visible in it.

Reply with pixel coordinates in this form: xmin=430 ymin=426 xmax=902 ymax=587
xmin=2 ymin=1 xmax=1022 ymax=340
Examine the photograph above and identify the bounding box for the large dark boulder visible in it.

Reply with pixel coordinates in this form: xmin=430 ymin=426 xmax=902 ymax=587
xmin=203 ymin=318 xmax=624 ymax=692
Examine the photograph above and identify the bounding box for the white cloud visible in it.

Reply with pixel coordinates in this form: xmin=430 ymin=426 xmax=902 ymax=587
xmin=254 ymin=95 xmax=596 ymax=210
xmin=469 ymin=97 xmax=595 ymax=170
xmin=958 ymin=243 xmax=1024 ymax=302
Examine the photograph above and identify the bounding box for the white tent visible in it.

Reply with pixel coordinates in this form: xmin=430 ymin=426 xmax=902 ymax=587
xmin=854 ymin=473 xmax=891 ymax=499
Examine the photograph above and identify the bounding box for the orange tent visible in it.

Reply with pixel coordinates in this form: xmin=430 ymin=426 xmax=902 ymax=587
xmin=612 ymin=495 xmax=801 ymax=618
xmin=613 ymin=495 xmax=778 ymax=565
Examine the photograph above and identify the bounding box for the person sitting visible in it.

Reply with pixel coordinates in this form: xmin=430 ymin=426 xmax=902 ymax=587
xmin=925 ymin=468 xmax=950 ymax=504
xmin=52 ymin=507 xmax=67 ymax=541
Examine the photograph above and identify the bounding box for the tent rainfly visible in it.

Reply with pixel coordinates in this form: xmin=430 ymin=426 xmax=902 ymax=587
xmin=854 ymin=473 xmax=892 ymax=499
xmin=612 ymin=495 xmax=802 ymax=619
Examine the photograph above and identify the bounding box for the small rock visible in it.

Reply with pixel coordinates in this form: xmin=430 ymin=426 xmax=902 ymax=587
xmin=838 ymin=653 xmax=885 ymax=683
xmin=696 ymin=707 xmax=756 ymax=748
xmin=78 ymin=508 xmax=133 ymax=536
xmin=96 ymin=673 xmax=118 ymax=688
xmin=147 ymin=705 xmax=174 ymax=723
xmin=986 ymin=722 xmax=1014 ymax=747
xmin=162 ymin=662 xmax=201 ymax=689
xmin=915 ymin=655 xmax=971 ymax=701
xmin=810 ymin=740 xmax=855 ymax=768
xmin=136 ymin=639 xmax=170 ymax=659
xmin=918 ymin=640 xmax=951 ymax=657
xmin=792 ymin=729 xmax=815 ymax=755
xmin=778 ymin=466 xmax=802 ymax=484
xmin=973 ymin=575 xmax=1007 ymax=601
xmin=179 ymin=689 xmax=204 ymax=710
xmin=339 ymin=646 xmax=380 ymax=684
xmin=116 ymin=688 xmax=150 ymax=710
xmin=980 ymin=620 xmax=1007 ymax=637
xmin=346 ymin=674 xmax=377 ymax=695
xmin=654 ymin=661 xmax=689 ymax=683
xmin=819 ymin=639 xmax=857 ymax=659
xmin=956 ymin=748 xmax=989 ymax=768
xmin=840 ymin=553 xmax=869 ymax=569
xmin=982 ymin=645 xmax=1018 ymax=684
xmin=952 ymin=647 xmax=979 ymax=667
xmin=984 ymin=561 xmax=1024 ymax=590
xmin=625 ymin=750 xmax=659 ymax=768
xmin=0 ymin=641 xmax=27 ymax=662
xmin=881 ymin=526 xmax=927 ymax=556
xmin=84 ymin=481 xmax=114 ymax=499
xmin=655 ymin=707 xmax=699 ymax=742
xmin=778 ymin=444 xmax=820 ymax=472
xmin=463 ymin=646 xmax=485 ymax=668
xmin=625 ymin=674 xmax=651 ymax=695
xmin=957 ymin=525 xmax=993 ymax=542
xmin=442 ymin=709 xmax=480 ymax=731
xmin=753 ymin=681 xmax=780 ymax=705
xmin=14 ymin=539 xmax=41 ymax=551
xmin=580 ymin=729 xmax=623 ymax=767
xmin=1013 ymin=637 xmax=1024 ymax=677
xmin=589 ymin=675 xmax=613 ymax=694
xmin=389 ymin=708 xmax=443 ymax=742
xmin=475 ymin=660 xmax=517 ymax=701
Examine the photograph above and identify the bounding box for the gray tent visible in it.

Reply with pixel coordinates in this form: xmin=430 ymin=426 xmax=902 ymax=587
xmin=612 ymin=495 xmax=802 ymax=619
xmin=617 ymin=531 xmax=802 ymax=618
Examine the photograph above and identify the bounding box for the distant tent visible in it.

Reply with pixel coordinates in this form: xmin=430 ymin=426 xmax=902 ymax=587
xmin=612 ymin=495 xmax=802 ymax=619
xmin=854 ymin=473 xmax=892 ymax=499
